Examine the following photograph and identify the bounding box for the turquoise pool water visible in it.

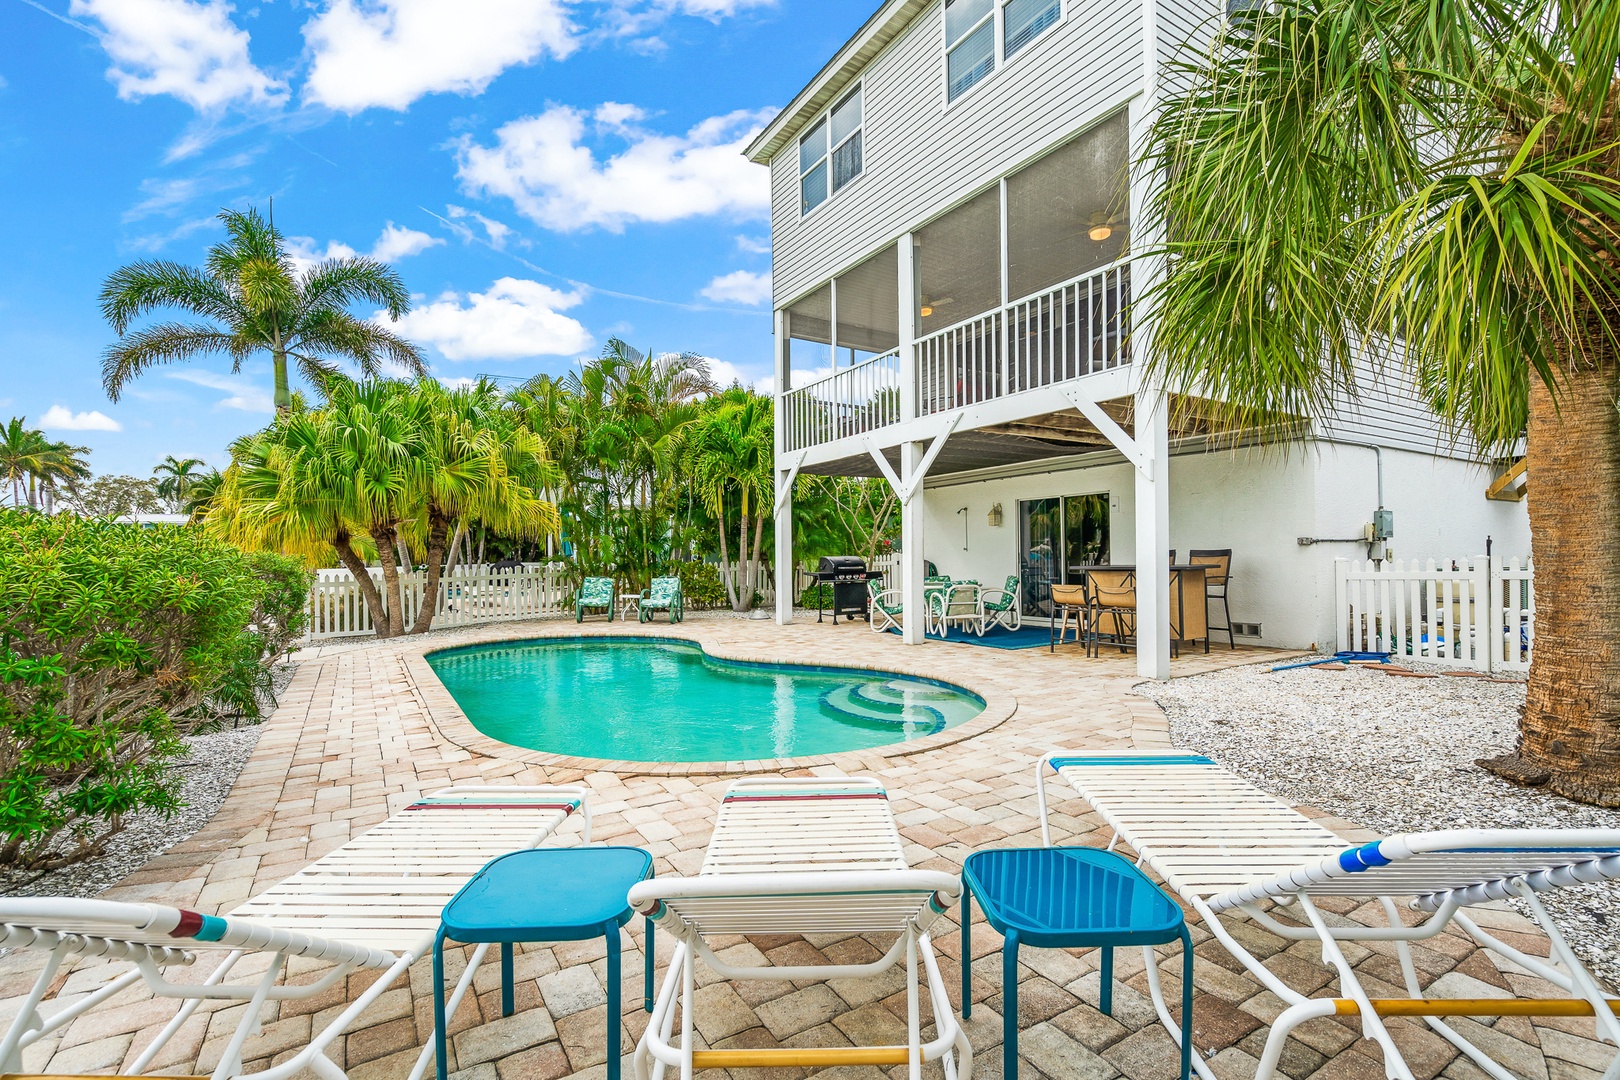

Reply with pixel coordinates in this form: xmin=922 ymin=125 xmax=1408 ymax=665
xmin=426 ymin=638 xmax=985 ymax=762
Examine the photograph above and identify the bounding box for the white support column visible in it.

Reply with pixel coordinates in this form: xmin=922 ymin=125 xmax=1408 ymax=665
xmin=900 ymin=441 xmax=926 ymax=644
xmin=1133 ymin=390 xmax=1171 ymax=678
xmin=897 ymin=233 xmax=917 ymax=422
xmin=773 ymin=307 xmax=795 ymax=625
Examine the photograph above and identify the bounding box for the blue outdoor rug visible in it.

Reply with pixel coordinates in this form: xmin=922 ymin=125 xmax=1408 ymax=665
xmin=886 ymin=623 xmax=1057 ymax=650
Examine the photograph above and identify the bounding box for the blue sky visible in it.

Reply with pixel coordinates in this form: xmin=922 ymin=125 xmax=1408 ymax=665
xmin=1 ymin=0 xmax=869 ymax=476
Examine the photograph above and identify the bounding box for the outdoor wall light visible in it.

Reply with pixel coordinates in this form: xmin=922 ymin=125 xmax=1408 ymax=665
xmin=987 ymin=503 xmax=1004 ymax=527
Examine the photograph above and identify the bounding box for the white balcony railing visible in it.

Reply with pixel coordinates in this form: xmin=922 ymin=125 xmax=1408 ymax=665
xmin=917 ymin=259 xmax=1131 ymax=416
xmin=779 ymin=259 xmax=1131 ymax=452
xmin=782 ymin=348 xmax=902 ymax=453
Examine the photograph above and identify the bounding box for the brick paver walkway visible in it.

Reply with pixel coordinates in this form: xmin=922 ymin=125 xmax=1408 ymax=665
xmin=5 ymin=615 xmax=1609 ymax=1080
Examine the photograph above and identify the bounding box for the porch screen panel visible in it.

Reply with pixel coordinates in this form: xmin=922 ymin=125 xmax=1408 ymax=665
xmin=916 ymin=188 xmax=1002 ymax=414
xmin=1006 ymin=112 xmax=1132 ymax=385
xmin=785 ymin=285 xmax=833 ymax=449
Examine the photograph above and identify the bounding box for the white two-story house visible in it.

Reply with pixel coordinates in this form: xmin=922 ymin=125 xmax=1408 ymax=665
xmin=753 ymin=0 xmax=1529 ymax=676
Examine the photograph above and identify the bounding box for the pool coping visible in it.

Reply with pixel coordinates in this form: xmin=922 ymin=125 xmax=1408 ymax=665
xmin=396 ymin=621 xmax=1021 ymax=776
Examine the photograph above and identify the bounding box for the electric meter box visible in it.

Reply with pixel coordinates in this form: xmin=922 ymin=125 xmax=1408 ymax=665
xmin=1372 ymin=509 xmax=1394 ymax=540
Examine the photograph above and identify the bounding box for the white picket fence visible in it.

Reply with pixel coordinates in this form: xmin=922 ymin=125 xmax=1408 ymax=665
xmin=1334 ymin=557 xmax=1534 ymax=673
xmin=305 ymin=564 xmax=572 ymax=641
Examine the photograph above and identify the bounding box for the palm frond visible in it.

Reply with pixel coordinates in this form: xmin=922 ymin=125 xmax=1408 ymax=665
xmin=298 ymin=257 xmax=413 ymax=319
xmin=295 ymin=310 xmax=428 ymax=377
xmin=101 ymin=324 xmax=242 ymax=401
xmin=98 ymin=261 xmax=241 ymax=334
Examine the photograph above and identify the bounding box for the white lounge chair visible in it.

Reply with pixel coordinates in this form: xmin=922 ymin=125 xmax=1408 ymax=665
xmin=628 ymin=776 xmax=970 ymax=1080
xmin=0 ymin=784 xmax=590 ymax=1080
xmin=1036 ymin=752 xmax=1620 ymax=1080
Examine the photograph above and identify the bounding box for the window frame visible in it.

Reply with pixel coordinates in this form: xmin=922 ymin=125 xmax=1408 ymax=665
xmin=941 ymin=0 xmax=1066 ymax=108
xmin=797 ymin=82 xmax=865 ymax=218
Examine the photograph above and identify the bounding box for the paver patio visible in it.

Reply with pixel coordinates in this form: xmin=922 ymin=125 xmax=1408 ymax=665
xmin=4 ymin=615 xmax=1606 ymax=1080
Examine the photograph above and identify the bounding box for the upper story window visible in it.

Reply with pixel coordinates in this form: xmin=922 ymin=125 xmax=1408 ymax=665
xmin=945 ymin=0 xmax=1062 ymax=103
xmin=800 ymin=85 xmax=864 ymax=215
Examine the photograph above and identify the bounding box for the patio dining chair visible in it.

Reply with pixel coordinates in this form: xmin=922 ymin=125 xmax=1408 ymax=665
xmin=638 ymin=576 xmax=683 ymax=623
xmin=936 ymin=581 xmax=986 ymax=637
xmin=1085 ymin=567 xmax=1137 ymax=656
xmin=574 ymin=576 xmax=616 ymax=622
xmin=922 ymin=575 xmax=952 ymax=634
xmin=980 ymin=574 xmax=1022 ymax=631
xmin=867 ymin=577 xmax=904 ymax=633
xmin=1187 ymin=549 xmax=1234 ymax=647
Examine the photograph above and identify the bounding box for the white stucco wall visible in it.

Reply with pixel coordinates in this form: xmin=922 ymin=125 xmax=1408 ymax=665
xmin=914 ymin=443 xmax=1530 ymax=650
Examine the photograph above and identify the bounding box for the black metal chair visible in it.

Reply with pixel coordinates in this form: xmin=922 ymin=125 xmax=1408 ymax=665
xmin=1187 ymin=549 xmax=1234 ymax=648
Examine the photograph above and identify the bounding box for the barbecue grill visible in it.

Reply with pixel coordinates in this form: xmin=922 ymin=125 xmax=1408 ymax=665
xmin=806 ymin=555 xmax=886 ymax=624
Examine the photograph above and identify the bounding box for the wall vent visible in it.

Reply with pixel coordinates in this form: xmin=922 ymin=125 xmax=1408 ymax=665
xmin=1234 ymin=622 xmax=1263 ymax=637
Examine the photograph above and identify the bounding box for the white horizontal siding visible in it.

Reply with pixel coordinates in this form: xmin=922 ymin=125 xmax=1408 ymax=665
xmin=771 ymin=0 xmax=1146 ymax=305
xmin=1318 ymin=356 xmax=1485 ymax=461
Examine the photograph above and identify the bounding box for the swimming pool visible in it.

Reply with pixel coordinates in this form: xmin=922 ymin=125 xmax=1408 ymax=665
xmin=425 ymin=637 xmax=985 ymax=762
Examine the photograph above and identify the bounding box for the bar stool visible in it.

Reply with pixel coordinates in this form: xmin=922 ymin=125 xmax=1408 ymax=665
xmin=1049 ymin=583 xmax=1087 ymax=651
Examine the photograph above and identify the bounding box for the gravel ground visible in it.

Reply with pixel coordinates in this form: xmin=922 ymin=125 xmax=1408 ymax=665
xmin=0 ymin=663 xmax=295 ymax=899
xmin=1140 ymin=657 xmax=1620 ymax=991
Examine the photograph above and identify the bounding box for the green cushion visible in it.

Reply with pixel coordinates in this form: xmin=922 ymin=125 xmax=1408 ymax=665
xmin=578 ymin=577 xmax=614 ymax=606
xmin=643 ymin=577 xmax=680 ymax=606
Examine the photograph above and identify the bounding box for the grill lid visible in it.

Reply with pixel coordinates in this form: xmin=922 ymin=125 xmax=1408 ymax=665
xmin=818 ymin=555 xmax=868 ymax=574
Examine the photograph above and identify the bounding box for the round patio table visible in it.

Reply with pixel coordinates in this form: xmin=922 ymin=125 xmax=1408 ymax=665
xmin=434 ymin=846 xmax=654 ymax=1080
xmin=961 ymin=846 xmax=1193 ymax=1080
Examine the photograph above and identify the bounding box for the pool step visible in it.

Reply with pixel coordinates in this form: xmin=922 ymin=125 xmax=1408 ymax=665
xmin=820 ymin=685 xmax=946 ymax=735
xmin=851 ymin=681 xmax=963 ymax=713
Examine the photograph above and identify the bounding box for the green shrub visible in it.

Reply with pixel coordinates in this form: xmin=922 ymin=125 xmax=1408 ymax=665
xmin=798 ymin=582 xmax=834 ymax=609
xmin=0 ymin=513 xmax=307 ymax=869
xmin=196 ymin=551 xmax=311 ymax=723
xmin=669 ymin=560 xmax=726 ymax=609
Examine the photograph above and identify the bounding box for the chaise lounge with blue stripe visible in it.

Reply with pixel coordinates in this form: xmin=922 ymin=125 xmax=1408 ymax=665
xmin=0 ymin=785 xmax=591 ymax=1080
xmin=1036 ymin=751 xmax=1620 ymax=1080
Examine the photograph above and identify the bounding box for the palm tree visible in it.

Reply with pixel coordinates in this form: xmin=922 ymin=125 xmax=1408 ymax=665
xmin=181 ymin=467 xmax=224 ymax=521
xmin=677 ymin=391 xmax=773 ymax=611
xmin=99 ymin=207 xmax=427 ymax=416
xmin=407 ymin=379 xmax=560 ymax=634
xmin=1142 ymin=0 xmax=1620 ymax=803
xmin=0 ymin=418 xmax=89 ymax=511
xmin=152 ymin=455 xmax=207 ymax=512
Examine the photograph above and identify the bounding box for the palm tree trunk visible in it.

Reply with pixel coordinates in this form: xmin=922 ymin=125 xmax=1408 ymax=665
xmin=732 ymin=507 xmax=751 ymax=611
xmin=717 ymin=506 xmax=739 ymax=610
xmin=331 ymin=531 xmax=391 ymax=638
xmin=750 ymin=509 xmax=767 ymax=606
xmin=372 ymin=522 xmax=407 ymax=638
xmin=272 ymin=347 xmax=292 ymax=416
xmin=443 ymin=519 xmax=467 ymax=579
xmin=409 ymin=511 xmax=453 ymax=635
xmin=1479 ymin=363 xmax=1620 ymax=805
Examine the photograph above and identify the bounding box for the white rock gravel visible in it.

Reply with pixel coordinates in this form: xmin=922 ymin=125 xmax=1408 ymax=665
xmin=0 ymin=664 xmax=293 ymax=899
xmin=1140 ymin=657 xmax=1620 ymax=991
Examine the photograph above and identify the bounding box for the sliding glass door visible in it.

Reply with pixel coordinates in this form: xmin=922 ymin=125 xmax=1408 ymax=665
xmin=1019 ymin=493 xmax=1111 ymax=618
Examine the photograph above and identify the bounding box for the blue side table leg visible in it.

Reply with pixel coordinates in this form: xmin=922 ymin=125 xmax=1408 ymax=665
xmin=606 ymin=921 xmax=622 ymax=1080
xmin=1179 ymin=925 xmax=1194 ymax=1080
xmin=1100 ymin=945 xmax=1114 ymax=1016
xmin=644 ymin=916 xmax=654 ymax=1013
xmin=961 ymin=887 xmax=972 ymax=1019
xmin=501 ymin=943 xmax=515 ymax=1017
xmin=433 ymin=928 xmax=450 ymax=1080
xmin=1003 ymin=929 xmax=1019 ymax=1080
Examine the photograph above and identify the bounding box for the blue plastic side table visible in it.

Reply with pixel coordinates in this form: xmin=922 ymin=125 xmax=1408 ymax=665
xmin=961 ymin=847 xmax=1193 ymax=1080
xmin=434 ymin=847 xmax=654 ymax=1080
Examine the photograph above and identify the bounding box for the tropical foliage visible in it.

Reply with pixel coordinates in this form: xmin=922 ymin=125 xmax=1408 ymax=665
xmin=58 ymin=474 xmax=164 ymax=519
xmin=0 ymin=512 xmax=307 ymax=869
xmin=1143 ymin=0 xmax=1620 ymax=802
xmin=98 ymin=207 xmax=427 ymax=415
xmin=211 ymin=377 xmax=560 ymax=637
xmin=0 ymin=417 xmax=89 ymax=512
xmin=153 ymin=455 xmax=215 ymax=513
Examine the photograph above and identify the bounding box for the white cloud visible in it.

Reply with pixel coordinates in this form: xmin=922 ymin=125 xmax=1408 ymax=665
xmin=165 ymin=370 xmax=274 ymax=412
xmin=70 ymin=0 xmax=284 ymax=111
xmin=602 ymin=0 xmax=774 ymax=36
xmin=445 ymin=204 xmax=517 ymax=250
xmin=384 ymin=277 xmax=592 ymax=360
xmin=454 ymin=104 xmax=774 ymax=232
xmin=303 ymin=0 xmax=575 ymax=113
xmin=703 ymin=356 xmax=770 ymax=391
xmin=438 ymin=376 xmax=481 ymax=390
xmin=284 ymin=222 xmax=443 ymax=275
xmin=41 ymin=405 xmax=122 ymax=432
xmin=701 ymin=269 xmax=771 ymax=305
xmin=735 ymin=234 xmax=771 ymax=255
xmin=370 ymin=222 xmax=444 ymax=261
